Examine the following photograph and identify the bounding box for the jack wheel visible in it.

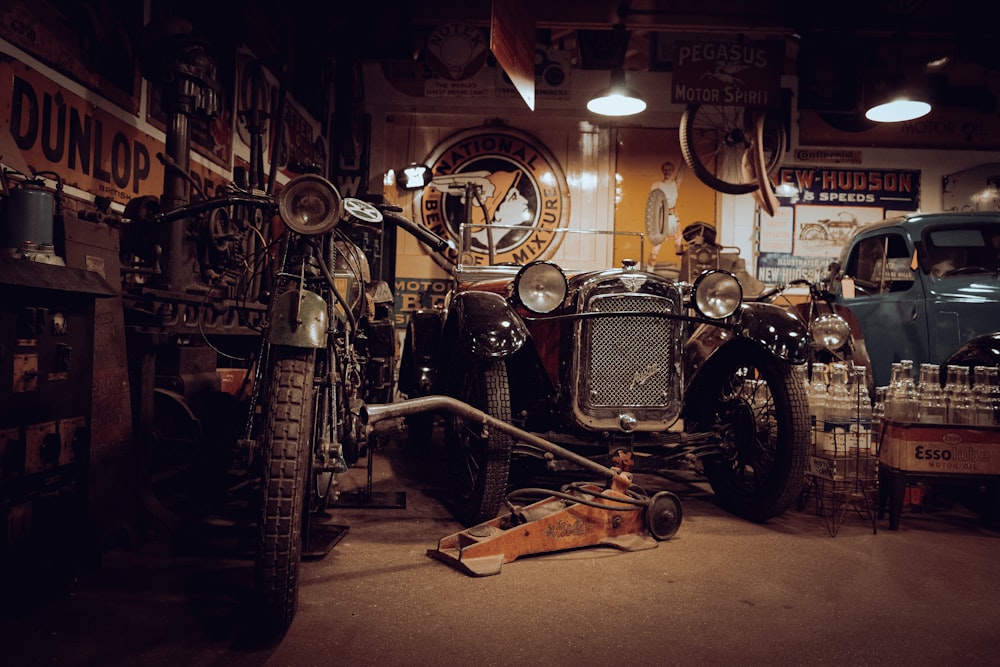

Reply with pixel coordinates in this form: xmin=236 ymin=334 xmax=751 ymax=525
xmin=646 ymin=491 xmax=683 ymax=540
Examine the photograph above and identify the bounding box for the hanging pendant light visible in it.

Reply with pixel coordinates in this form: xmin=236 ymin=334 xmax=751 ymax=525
xmin=864 ymin=93 xmax=931 ymax=122
xmin=585 ymin=23 xmax=645 ymax=117
xmin=587 ymin=66 xmax=646 ymax=116
xmin=864 ymin=35 xmax=932 ymax=123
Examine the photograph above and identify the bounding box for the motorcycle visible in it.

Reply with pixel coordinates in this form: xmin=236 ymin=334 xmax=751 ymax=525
xmin=124 ymin=174 xmax=445 ymax=634
xmin=753 ymin=276 xmax=874 ymax=393
xmin=121 ymin=25 xmax=447 ymax=635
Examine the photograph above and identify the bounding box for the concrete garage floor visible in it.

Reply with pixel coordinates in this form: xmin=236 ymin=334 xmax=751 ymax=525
xmin=3 ymin=430 xmax=1000 ymax=667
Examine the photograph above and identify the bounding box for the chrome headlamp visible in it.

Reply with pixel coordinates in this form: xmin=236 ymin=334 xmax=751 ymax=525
xmin=514 ymin=261 xmax=567 ymax=314
xmin=691 ymin=270 xmax=742 ymax=319
xmin=278 ymin=174 xmax=344 ymax=235
xmin=811 ymin=313 xmax=851 ymax=351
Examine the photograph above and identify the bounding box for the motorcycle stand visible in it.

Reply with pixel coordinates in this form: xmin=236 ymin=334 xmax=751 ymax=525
xmin=304 ymin=437 xmax=405 ymax=561
xmin=330 ymin=435 xmax=407 ymax=510
xmin=302 ymin=517 xmax=350 ymax=561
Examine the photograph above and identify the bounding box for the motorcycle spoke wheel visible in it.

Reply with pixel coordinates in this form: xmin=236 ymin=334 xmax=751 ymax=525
xmin=693 ymin=343 xmax=809 ymax=522
xmin=444 ymin=360 xmax=514 ymax=526
xmin=254 ymin=347 xmax=315 ymax=635
xmin=680 ymin=104 xmax=785 ymax=195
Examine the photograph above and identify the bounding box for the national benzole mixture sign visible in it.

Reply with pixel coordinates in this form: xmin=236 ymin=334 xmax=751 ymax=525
xmin=418 ymin=126 xmax=570 ymax=270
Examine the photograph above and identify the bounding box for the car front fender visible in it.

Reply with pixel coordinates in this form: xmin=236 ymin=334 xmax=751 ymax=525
xmin=684 ymin=302 xmax=809 ymax=382
xmin=399 ymin=308 xmax=445 ymax=397
xmin=446 ymin=290 xmax=529 ymax=359
xmin=943 ymin=331 xmax=1000 ymax=369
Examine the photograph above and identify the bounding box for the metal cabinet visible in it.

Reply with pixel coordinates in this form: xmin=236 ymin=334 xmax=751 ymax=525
xmin=0 ymin=257 xmax=115 ymax=604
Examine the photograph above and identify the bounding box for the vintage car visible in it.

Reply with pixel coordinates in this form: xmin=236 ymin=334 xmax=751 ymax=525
xmin=399 ymin=223 xmax=812 ymax=527
xmin=827 ymin=212 xmax=1000 ymax=387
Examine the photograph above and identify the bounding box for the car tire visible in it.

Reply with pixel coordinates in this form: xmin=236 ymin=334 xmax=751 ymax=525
xmin=443 ymin=358 xmax=514 ymax=526
xmin=689 ymin=341 xmax=810 ymax=522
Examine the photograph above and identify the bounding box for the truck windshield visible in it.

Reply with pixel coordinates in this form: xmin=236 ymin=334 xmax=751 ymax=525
xmin=925 ymin=226 xmax=1000 ymax=277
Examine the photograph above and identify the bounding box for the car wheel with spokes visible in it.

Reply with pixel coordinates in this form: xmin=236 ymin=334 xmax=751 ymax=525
xmin=689 ymin=341 xmax=809 ymax=522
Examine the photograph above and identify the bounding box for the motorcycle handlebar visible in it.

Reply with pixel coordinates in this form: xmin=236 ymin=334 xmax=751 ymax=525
xmin=156 ymin=193 xmax=276 ymax=224
xmin=382 ymin=209 xmax=449 ymax=253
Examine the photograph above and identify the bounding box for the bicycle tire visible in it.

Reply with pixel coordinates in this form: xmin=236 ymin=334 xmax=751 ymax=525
xmin=747 ymin=110 xmax=780 ymax=217
xmin=680 ymin=104 xmax=785 ymax=195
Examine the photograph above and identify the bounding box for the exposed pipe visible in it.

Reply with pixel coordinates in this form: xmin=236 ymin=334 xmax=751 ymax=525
xmin=360 ymin=395 xmax=619 ymax=480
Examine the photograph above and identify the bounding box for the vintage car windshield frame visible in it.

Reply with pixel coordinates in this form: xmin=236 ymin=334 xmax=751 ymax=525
xmin=456 ymin=224 xmax=645 ymax=274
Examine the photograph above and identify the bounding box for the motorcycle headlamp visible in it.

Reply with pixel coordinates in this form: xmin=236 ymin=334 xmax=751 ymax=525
xmin=811 ymin=313 xmax=851 ymax=351
xmin=278 ymin=174 xmax=344 ymax=235
xmin=692 ymin=270 xmax=742 ymax=319
xmin=515 ymin=261 xmax=567 ymax=314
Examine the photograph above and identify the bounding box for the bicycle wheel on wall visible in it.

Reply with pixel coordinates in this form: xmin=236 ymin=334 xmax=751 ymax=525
xmin=679 ymin=105 xmax=785 ymax=195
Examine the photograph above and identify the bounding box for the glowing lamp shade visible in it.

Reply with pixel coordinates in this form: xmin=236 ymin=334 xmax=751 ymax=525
xmin=865 ymin=96 xmax=931 ymax=122
xmin=587 ymin=68 xmax=646 ymax=117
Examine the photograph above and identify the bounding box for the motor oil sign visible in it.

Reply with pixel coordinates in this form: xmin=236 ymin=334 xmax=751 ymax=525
xmin=671 ymin=40 xmax=783 ymax=108
xmin=881 ymin=423 xmax=1000 ymax=475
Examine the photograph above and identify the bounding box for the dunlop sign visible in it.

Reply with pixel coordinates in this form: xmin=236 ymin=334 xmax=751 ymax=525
xmin=671 ymin=40 xmax=783 ymax=108
xmin=2 ymin=59 xmax=162 ymax=204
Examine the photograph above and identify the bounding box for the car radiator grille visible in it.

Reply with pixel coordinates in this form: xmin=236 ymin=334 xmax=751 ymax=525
xmin=582 ymin=293 xmax=678 ymax=408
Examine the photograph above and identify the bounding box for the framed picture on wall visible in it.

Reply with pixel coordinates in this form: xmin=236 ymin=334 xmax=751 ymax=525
xmin=0 ymin=0 xmax=144 ymax=114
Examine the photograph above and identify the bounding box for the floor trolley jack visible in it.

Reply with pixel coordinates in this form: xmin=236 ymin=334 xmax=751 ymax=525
xmin=361 ymin=396 xmax=683 ymax=576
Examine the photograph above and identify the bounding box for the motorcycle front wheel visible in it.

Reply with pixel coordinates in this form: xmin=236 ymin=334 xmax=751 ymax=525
xmin=255 ymin=347 xmax=315 ymax=635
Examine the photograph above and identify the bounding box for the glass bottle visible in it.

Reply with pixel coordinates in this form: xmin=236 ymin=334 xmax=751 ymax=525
xmin=850 ymin=366 xmax=874 ymax=455
xmin=872 ymin=386 xmax=887 ymax=454
xmin=944 ymin=364 xmax=973 ymax=425
xmin=808 ymin=363 xmax=829 ymax=453
xmin=884 ymin=362 xmax=902 ymax=422
xmin=973 ymin=366 xmax=1000 ymax=427
xmin=917 ymin=362 xmax=946 ymax=424
xmin=824 ymin=363 xmax=852 ymax=456
xmin=891 ymin=360 xmax=919 ymax=422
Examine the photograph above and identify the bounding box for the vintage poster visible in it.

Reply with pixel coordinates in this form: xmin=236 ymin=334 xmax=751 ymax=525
xmin=614 ymin=127 xmax=718 ymax=276
xmin=756 ymin=165 xmax=921 ymax=284
xmin=0 ymin=0 xmax=143 ymax=113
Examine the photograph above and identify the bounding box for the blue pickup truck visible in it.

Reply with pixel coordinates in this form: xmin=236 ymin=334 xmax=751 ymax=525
xmin=827 ymin=211 xmax=1000 ymax=387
